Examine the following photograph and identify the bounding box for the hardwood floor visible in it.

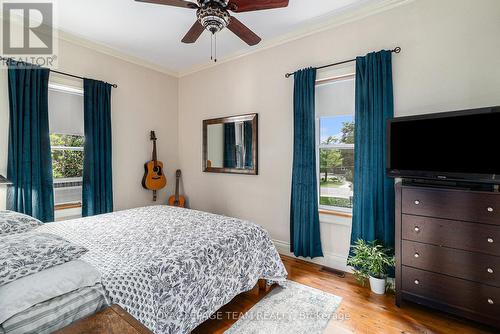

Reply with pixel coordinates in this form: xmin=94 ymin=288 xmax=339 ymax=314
xmin=193 ymin=255 xmax=497 ymax=334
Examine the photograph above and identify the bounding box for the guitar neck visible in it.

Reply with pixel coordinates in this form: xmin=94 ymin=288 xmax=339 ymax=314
xmin=175 ymin=176 xmax=180 ymax=201
xmin=152 ymin=140 xmax=158 ymax=163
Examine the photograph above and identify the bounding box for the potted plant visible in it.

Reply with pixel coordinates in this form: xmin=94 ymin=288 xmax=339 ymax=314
xmin=347 ymin=239 xmax=395 ymax=295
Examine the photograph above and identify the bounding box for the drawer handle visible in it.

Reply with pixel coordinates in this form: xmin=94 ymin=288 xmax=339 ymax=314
xmin=488 ymin=238 xmax=494 ymax=244
xmin=487 ymin=207 xmax=494 ymax=212
xmin=414 ymin=253 xmax=420 ymax=258
xmin=487 ymin=268 xmax=494 ymax=274
xmin=488 ymin=298 xmax=494 ymax=305
xmin=414 ymin=200 xmax=420 ymax=205
xmin=414 ymin=226 xmax=421 ymax=233
xmin=414 ymin=279 xmax=420 ymax=285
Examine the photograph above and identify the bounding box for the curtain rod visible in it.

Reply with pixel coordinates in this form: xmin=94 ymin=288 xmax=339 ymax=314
xmin=284 ymin=47 xmax=401 ymax=78
xmin=0 ymin=57 xmax=118 ymax=88
xmin=51 ymin=69 xmax=118 ymax=88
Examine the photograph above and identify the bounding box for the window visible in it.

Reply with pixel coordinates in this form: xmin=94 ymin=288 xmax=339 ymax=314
xmin=316 ymin=75 xmax=355 ymax=212
xmin=51 ymin=134 xmax=84 ymax=179
xmin=48 ymin=84 xmax=84 ymax=220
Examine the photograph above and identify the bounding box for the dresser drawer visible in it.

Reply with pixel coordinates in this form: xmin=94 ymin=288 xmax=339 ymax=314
xmin=402 ymin=187 xmax=500 ymax=225
xmin=402 ymin=240 xmax=500 ymax=287
xmin=402 ymin=215 xmax=500 ymax=256
xmin=402 ymin=266 xmax=500 ymax=319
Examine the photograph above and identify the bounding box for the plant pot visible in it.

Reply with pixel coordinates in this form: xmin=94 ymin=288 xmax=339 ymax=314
xmin=369 ymin=276 xmax=386 ymax=295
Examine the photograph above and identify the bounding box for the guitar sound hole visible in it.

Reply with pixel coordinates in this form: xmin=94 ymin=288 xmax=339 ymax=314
xmin=153 ymin=167 xmax=162 ymax=176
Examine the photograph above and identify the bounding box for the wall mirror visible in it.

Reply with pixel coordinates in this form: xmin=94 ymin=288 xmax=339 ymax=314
xmin=203 ymin=113 xmax=258 ymax=175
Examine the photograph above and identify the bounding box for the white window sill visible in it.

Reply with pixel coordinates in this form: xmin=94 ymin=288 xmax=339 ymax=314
xmin=54 ymin=177 xmax=83 ymax=183
xmin=319 ymin=209 xmax=352 ymax=227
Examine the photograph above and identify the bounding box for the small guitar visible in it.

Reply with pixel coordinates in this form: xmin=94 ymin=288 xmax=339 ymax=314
xmin=168 ymin=170 xmax=186 ymax=208
xmin=142 ymin=131 xmax=167 ymax=201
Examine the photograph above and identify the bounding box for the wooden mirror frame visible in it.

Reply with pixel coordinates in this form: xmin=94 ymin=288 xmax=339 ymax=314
xmin=203 ymin=113 xmax=258 ymax=175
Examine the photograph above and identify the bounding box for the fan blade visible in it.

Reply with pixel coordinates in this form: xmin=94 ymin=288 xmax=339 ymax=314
xmin=182 ymin=21 xmax=205 ymax=43
xmin=228 ymin=0 xmax=289 ymax=13
xmin=227 ymin=17 xmax=261 ymax=46
xmin=135 ymin=0 xmax=198 ymax=9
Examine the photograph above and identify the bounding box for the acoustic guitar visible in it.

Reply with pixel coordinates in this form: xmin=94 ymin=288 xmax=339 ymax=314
xmin=142 ymin=131 xmax=167 ymax=201
xmin=168 ymin=170 xmax=186 ymax=208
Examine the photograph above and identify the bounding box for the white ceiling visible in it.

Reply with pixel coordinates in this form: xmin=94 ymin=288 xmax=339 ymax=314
xmin=53 ymin=0 xmax=385 ymax=75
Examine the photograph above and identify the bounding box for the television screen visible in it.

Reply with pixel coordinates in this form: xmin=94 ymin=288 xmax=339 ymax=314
xmin=387 ymin=106 xmax=500 ymax=183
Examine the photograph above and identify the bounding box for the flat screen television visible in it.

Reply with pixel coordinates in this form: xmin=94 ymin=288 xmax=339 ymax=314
xmin=387 ymin=106 xmax=500 ymax=184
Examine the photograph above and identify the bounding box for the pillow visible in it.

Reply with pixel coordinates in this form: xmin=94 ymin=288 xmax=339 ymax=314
xmin=0 ymin=211 xmax=42 ymax=236
xmin=0 ymin=259 xmax=102 ymax=324
xmin=0 ymin=233 xmax=88 ymax=286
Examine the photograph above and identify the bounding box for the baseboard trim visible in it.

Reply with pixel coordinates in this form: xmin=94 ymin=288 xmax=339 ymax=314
xmin=273 ymin=239 xmax=351 ymax=273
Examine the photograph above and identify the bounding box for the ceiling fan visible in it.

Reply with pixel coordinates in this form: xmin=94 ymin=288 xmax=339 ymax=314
xmin=135 ymin=0 xmax=290 ymax=61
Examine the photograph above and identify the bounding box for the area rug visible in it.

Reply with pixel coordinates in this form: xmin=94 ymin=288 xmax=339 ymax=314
xmin=225 ymin=281 xmax=342 ymax=334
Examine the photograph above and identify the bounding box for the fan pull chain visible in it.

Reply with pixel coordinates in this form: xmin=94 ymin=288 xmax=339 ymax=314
xmin=209 ymin=32 xmax=218 ymax=63
xmin=214 ymin=33 xmax=217 ymax=62
xmin=210 ymin=33 xmax=213 ymax=61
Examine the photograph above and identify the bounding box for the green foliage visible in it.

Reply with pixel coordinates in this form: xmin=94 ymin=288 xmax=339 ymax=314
xmin=341 ymin=121 xmax=355 ymax=144
xmin=347 ymin=239 xmax=395 ymax=286
xmin=385 ymin=279 xmax=396 ymax=294
xmin=320 ymin=121 xmax=355 ymax=183
xmin=320 ymin=148 xmax=343 ymax=181
xmin=321 ymin=135 xmax=338 ymax=145
xmin=319 ymin=197 xmax=352 ymax=208
xmin=340 ymin=122 xmax=355 ymax=182
xmin=50 ymin=134 xmax=84 ymax=179
xmin=50 ymin=133 xmax=84 ymax=147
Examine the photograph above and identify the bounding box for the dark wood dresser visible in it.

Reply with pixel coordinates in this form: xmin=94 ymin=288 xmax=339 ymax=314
xmin=395 ymin=182 xmax=500 ymax=328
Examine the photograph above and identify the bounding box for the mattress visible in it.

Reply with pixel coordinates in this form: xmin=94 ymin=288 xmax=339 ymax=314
xmin=0 ymin=284 xmax=109 ymax=334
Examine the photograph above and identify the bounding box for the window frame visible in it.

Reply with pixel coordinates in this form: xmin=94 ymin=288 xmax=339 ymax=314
xmin=48 ymin=83 xmax=85 ymax=216
xmin=50 ymin=136 xmax=85 ymax=181
xmin=315 ymin=74 xmax=355 ymax=215
xmin=52 ymin=146 xmax=84 ymax=152
xmin=51 ymin=135 xmax=85 ymax=212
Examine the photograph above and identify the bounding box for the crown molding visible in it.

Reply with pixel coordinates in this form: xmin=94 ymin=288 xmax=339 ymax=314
xmin=178 ymin=0 xmax=415 ymax=77
xmin=57 ymin=30 xmax=180 ymax=78
xmin=0 ymin=13 xmax=180 ymax=77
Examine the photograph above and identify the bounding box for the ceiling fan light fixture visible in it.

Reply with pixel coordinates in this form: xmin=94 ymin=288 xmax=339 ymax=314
xmin=136 ymin=0 xmax=290 ymax=58
xmin=196 ymin=3 xmax=230 ymax=34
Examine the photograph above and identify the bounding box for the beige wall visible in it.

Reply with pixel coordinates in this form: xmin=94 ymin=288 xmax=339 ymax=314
xmin=0 ymin=37 xmax=179 ymax=211
xmin=178 ymin=0 xmax=500 ymax=270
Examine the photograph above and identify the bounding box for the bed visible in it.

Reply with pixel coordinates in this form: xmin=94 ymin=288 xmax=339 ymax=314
xmin=1 ymin=284 xmax=109 ymax=334
xmin=29 ymin=205 xmax=287 ymax=333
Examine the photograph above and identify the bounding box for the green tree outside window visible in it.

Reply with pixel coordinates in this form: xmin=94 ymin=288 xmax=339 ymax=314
xmin=319 ymin=121 xmax=355 ymax=209
xmin=50 ymin=134 xmax=84 ymax=179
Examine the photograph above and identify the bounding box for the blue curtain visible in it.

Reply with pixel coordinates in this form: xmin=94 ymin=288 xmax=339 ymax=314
xmin=82 ymin=79 xmax=113 ymax=217
xmin=6 ymin=61 xmax=54 ymax=222
xmin=223 ymin=123 xmax=236 ymax=168
xmin=351 ymin=50 xmax=395 ymax=249
xmin=244 ymin=121 xmax=253 ymax=169
xmin=290 ymin=68 xmax=323 ymax=258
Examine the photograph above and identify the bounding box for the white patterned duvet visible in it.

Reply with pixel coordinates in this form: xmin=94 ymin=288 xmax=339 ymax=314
xmin=37 ymin=206 xmax=287 ymax=334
